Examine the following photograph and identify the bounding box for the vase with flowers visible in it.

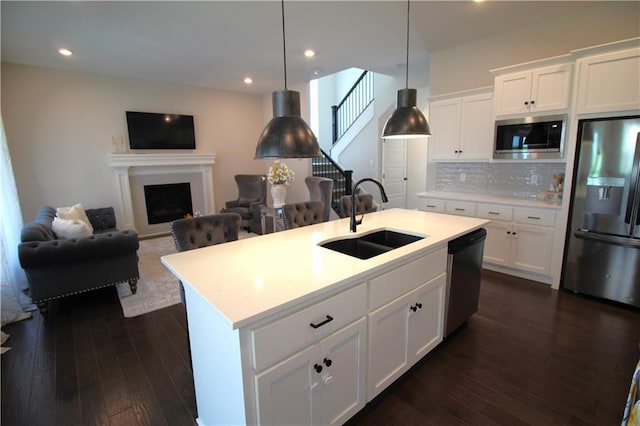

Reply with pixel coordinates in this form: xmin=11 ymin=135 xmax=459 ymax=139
xmin=267 ymin=160 xmax=295 ymax=207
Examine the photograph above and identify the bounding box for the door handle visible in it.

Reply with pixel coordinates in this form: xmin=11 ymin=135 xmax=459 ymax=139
xmin=573 ymin=230 xmax=640 ymax=249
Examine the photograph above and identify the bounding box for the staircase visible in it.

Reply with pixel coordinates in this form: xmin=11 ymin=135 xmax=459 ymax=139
xmin=312 ymin=150 xmax=352 ymax=215
xmin=313 ymin=70 xmax=374 ymax=216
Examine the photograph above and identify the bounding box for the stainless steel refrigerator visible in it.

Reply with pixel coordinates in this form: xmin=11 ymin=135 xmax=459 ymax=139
xmin=563 ymin=115 xmax=640 ymax=307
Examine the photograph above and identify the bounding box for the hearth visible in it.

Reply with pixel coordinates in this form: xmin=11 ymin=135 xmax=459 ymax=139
xmin=144 ymin=183 xmax=193 ymax=224
xmin=107 ymin=153 xmax=216 ymax=237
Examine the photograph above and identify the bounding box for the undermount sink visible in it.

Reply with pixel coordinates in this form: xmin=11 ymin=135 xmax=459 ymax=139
xmin=320 ymin=229 xmax=425 ymax=260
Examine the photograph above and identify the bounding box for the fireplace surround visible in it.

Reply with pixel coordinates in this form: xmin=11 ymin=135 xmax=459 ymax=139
xmin=107 ymin=153 xmax=216 ymax=237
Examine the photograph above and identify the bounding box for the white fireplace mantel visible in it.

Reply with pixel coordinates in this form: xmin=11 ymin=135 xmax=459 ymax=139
xmin=107 ymin=153 xmax=216 ymax=231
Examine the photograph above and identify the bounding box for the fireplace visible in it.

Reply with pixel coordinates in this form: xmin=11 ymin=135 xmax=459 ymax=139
xmin=107 ymin=153 xmax=216 ymax=237
xmin=144 ymin=183 xmax=193 ymax=224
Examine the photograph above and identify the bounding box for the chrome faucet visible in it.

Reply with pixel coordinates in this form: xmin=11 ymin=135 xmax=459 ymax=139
xmin=350 ymin=178 xmax=389 ymax=233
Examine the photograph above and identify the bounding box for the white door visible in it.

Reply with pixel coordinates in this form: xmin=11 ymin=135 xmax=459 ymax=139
xmin=254 ymin=345 xmax=317 ymax=426
xmin=367 ymin=291 xmax=411 ymax=400
xmin=318 ymin=318 xmax=367 ymax=426
xmin=406 ymin=275 xmax=445 ymax=363
xmin=382 ymin=138 xmax=407 ymax=209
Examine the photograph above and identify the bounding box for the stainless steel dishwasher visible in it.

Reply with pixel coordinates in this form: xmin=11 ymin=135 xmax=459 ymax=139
xmin=444 ymin=228 xmax=486 ymax=337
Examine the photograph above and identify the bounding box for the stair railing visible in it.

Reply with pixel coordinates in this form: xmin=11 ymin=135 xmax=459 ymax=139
xmin=312 ymin=149 xmax=353 ymax=214
xmin=331 ymin=70 xmax=374 ymax=143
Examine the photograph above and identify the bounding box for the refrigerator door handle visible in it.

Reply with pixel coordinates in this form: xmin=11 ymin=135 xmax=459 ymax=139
xmin=624 ymin=132 xmax=640 ymax=225
xmin=573 ymin=230 xmax=640 ymax=249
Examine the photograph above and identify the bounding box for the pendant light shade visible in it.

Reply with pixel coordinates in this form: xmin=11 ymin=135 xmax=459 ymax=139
xmin=255 ymin=90 xmax=320 ymax=158
xmin=381 ymin=88 xmax=430 ymax=139
xmin=381 ymin=0 xmax=431 ymax=139
xmin=255 ymin=0 xmax=320 ymax=159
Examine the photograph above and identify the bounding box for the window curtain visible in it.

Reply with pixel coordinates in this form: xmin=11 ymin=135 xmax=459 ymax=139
xmin=1 ymin=116 xmax=33 ymax=326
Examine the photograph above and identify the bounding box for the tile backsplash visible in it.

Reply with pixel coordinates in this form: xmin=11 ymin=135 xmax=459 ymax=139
xmin=434 ymin=162 xmax=566 ymax=200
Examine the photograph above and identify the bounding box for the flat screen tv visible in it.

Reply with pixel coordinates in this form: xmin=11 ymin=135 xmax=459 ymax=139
xmin=126 ymin=111 xmax=196 ymax=150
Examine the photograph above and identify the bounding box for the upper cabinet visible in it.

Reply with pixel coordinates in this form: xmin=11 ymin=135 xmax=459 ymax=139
xmin=574 ymin=46 xmax=640 ymax=115
xmin=428 ymin=89 xmax=493 ymax=162
xmin=493 ymin=63 xmax=573 ymax=117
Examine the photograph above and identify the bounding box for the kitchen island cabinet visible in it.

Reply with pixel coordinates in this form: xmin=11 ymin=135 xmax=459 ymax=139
xmin=161 ymin=209 xmax=487 ymax=425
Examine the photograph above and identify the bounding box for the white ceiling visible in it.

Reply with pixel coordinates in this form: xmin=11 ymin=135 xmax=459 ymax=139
xmin=1 ymin=1 xmax=599 ymax=95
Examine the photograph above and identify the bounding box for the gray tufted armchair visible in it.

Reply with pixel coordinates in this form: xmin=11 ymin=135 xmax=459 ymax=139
xmin=220 ymin=174 xmax=267 ymax=234
xmin=305 ymin=176 xmax=334 ymax=222
xmin=281 ymin=201 xmax=325 ymax=230
xmin=340 ymin=194 xmax=377 ymax=218
xmin=170 ymin=213 xmax=241 ymax=304
xmin=18 ymin=206 xmax=139 ymax=315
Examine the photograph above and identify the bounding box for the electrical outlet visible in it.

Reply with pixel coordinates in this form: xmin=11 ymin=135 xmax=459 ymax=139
xmin=460 ymin=173 xmax=466 ymax=182
xmin=531 ymin=175 xmax=539 ymax=185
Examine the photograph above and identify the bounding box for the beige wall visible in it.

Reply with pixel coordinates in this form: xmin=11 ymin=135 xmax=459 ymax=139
xmin=2 ymin=63 xmax=267 ymax=223
xmin=429 ymin=1 xmax=640 ymax=95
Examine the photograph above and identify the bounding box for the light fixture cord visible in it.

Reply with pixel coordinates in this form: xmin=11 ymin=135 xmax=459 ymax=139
xmin=281 ymin=0 xmax=288 ymax=90
xmin=405 ymin=0 xmax=410 ymax=89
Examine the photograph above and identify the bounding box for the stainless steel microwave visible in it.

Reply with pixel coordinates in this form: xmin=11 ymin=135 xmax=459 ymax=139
xmin=493 ymin=115 xmax=566 ymax=160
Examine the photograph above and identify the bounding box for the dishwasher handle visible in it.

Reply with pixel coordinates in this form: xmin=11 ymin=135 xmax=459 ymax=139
xmin=448 ymin=228 xmax=487 ymax=254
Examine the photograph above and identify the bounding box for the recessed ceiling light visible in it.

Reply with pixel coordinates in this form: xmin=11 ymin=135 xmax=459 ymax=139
xmin=304 ymin=49 xmax=315 ymax=58
xmin=244 ymin=77 xmax=253 ymax=84
xmin=58 ymin=48 xmax=73 ymax=57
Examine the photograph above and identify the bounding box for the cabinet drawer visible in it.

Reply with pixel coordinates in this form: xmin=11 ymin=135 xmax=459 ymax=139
xmin=251 ymin=283 xmax=367 ymax=371
xmin=369 ymin=247 xmax=447 ymax=310
xmin=513 ymin=208 xmax=556 ymax=227
xmin=476 ymin=204 xmax=513 ymax=222
xmin=445 ymin=201 xmax=476 ymax=217
xmin=417 ymin=198 xmax=445 ymax=213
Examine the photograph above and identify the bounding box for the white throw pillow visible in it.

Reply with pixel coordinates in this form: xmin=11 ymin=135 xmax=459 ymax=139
xmin=56 ymin=203 xmax=94 ymax=234
xmin=52 ymin=217 xmax=93 ymax=239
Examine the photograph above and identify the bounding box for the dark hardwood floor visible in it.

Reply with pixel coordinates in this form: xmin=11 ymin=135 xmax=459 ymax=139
xmin=2 ymin=270 xmax=639 ymax=425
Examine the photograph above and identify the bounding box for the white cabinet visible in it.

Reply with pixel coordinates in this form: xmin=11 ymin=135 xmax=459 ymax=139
xmin=368 ymin=273 xmax=445 ymax=399
xmin=493 ymin=63 xmax=572 ymax=116
xmin=249 ymin=247 xmax=448 ymax=425
xmin=478 ymin=205 xmax=555 ymax=276
xmin=483 ymin=221 xmax=554 ymax=275
xmin=429 ymin=91 xmax=493 ymax=161
xmin=575 ymin=47 xmax=640 ymax=114
xmin=255 ymin=318 xmax=366 ymax=426
xmin=417 ymin=196 xmax=558 ymax=280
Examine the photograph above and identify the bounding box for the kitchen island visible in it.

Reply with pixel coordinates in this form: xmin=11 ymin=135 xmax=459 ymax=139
xmin=162 ymin=208 xmax=488 ymax=425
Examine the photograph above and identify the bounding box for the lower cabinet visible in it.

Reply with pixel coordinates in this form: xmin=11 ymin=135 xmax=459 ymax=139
xmin=367 ymin=273 xmax=445 ymax=400
xmin=484 ymin=221 xmax=555 ymax=275
xmin=187 ymin=248 xmax=449 ymax=425
xmin=254 ymin=317 xmax=367 ymax=426
xmin=417 ymin=196 xmax=559 ymax=281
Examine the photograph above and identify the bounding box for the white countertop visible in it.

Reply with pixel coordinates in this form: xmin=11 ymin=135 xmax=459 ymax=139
xmin=161 ymin=208 xmax=488 ymax=329
xmin=416 ymin=191 xmax=562 ymax=209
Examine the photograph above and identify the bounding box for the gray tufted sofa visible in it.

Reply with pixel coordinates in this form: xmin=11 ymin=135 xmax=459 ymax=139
xmin=18 ymin=206 xmax=139 ymax=314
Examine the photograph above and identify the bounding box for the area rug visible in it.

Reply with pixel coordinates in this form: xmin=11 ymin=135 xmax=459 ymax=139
xmin=116 ymin=235 xmax=180 ymax=318
xmin=117 ymin=231 xmax=257 ymax=317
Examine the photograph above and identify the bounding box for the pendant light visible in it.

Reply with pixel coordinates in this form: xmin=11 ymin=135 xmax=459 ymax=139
xmin=255 ymin=0 xmax=321 ymax=159
xmin=381 ymin=0 xmax=431 ymax=139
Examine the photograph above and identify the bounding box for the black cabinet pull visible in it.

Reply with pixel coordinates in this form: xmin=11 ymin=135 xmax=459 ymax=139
xmin=488 ymin=211 xmax=500 ymax=215
xmin=310 ymin=315 xmax=334 ymax=329
xmin=314 ymin=363 xmax=323 ymax=373
xmin=512 ymin=232 xmax=517 ymax=236
xmin=410 ymin=304 xmax=417 ymax=312
xmin=323 ymin=358 xmax=332 ymax=367
xmin=507 ymin=231 xmax=511 ymax=234
xmin=527 ymin=216 xmax=541 ymax=220
xmin=416 ymin=303 xmax=422 ymax=309
xmin=531 ymin=100 xmax=535 ymax=104
xmin=455 ymin=208 xmax=465 ymax=211
xmin=524 ymin=101 xmax=529 ymax=105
